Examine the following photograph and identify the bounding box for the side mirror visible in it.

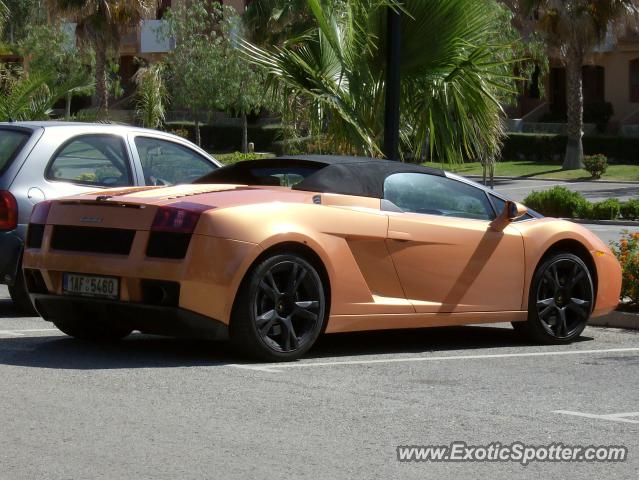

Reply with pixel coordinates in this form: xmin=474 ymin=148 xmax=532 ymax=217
xmin=490 ymin=201 xmax=527 ymax=232
xmin=509 ymin=201 xmax=528 ymax=220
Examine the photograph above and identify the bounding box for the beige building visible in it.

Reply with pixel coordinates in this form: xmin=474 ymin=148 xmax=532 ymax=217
xmin=513 ymin=33 xmax=639 ymax=131
xmin=118 ymin=0 xmax=251 ymax=94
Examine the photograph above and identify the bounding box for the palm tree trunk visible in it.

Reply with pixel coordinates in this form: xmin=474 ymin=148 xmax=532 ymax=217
xmin=95 ymin=46 xmax=109 ymax=116
xmin=195 ymin=117 xmax=201 ymax=147
xmin=65 ymin=92 xmax=72 ymax=120
xmin=241 ymin=113 xmax=248 ymax=153
xmin=564 ymin=56 xmax=584 ymax=170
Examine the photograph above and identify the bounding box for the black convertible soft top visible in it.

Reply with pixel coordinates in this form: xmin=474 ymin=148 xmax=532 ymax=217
xmin=195 ymin=155 xmax=444 ymax=199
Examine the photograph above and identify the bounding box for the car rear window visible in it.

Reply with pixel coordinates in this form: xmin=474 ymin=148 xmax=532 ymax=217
xmin=0 ymin=128 xmax=30 ymax=176
xmin=195 ymin=160 xmax=326 ymax=187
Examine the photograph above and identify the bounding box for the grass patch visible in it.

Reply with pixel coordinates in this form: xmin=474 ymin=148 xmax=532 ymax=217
xmin=421 ymin=160 xmax=639 ymax=181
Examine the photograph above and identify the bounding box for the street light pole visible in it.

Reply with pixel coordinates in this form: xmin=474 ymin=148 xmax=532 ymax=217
xmin=383 ymin=6 xmax=401 ymax=161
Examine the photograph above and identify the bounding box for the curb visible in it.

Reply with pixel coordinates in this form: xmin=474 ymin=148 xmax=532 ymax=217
xmin=567 ymin=219 xmax=639 ymax=227
xmin=465 ymin=175 xmax=639 ymax=185
xmin=589 ymin=310 xmax=639 ymax=330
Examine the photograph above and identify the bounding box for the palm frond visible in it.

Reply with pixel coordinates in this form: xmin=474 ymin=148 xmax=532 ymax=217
xmin=244 ymin=0 xmax=522 ymax=162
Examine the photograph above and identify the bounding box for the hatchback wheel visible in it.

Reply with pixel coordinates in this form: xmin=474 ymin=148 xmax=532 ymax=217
xmin=231 ymin=253 xmax=327 ymax=361
xmin=514 ymin=253 xmax=594 ymax=344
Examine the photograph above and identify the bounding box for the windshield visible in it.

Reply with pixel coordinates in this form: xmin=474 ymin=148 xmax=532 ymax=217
xmin=0 ymin=128 xmax=30 ymax=176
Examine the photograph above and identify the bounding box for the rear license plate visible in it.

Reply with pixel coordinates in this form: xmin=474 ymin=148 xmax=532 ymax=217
xmin=62 ymin=273 xmax=119 ymax=300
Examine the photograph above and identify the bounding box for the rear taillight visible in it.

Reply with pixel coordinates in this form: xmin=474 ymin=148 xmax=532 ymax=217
xmin=30 ymin=200 xmax=53 ymax=225
xmin=0 ymin=190 xmax=18 ymax=231
xmin=151 ymin=202 xmax=211 ymax=233
xmin=148 ymin=203 xmax=212 ymax=259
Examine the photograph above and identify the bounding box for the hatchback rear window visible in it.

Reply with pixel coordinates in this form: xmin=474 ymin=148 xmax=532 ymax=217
xmin=0 ymin=128 xmax=30 ymax=176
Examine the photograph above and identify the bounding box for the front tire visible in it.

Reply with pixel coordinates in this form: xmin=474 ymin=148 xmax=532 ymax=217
xmin=53 ymin=317 xmax=132 ymax=342
xmin=230 ymin=253 xmax=327 ymax=361
xmin=514 ymin=252 xmax=594 ymax=344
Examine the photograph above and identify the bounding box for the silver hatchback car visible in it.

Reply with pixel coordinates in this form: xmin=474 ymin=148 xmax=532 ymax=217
xmin=0 ymin=121 xmax=221 ymax=312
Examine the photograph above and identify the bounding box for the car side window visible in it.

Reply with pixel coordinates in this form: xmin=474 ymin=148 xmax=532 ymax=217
xmin=383 ymin=173 xmax=494 ymax=220
xmin=134 ymin=137 xmax=216 ymax=186
xmin=47 ymin=135 xmax=132 ymax=187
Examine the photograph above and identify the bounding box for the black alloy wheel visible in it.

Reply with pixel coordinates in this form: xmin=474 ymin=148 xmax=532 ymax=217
xmin=514 ymin=253 xmax=594 ymax=344
xmin=231 ymin=253 xmax=327 ymax=361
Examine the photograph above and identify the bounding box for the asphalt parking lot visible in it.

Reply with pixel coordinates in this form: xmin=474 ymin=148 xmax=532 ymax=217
xmin=482 ymin=177 xmax=639 ymax=203
xmin=0 ymin=285 xmax=638 ymax=479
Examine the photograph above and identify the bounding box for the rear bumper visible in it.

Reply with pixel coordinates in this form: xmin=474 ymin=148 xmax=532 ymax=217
xmin=0 ymin=225 xmax=26 ymax=286
xmin=31 ymin=294 xmax=229 ymax=340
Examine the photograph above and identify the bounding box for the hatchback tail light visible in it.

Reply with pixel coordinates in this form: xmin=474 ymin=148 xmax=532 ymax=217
xmin=0 ymin=190 xmax=18 ymax=231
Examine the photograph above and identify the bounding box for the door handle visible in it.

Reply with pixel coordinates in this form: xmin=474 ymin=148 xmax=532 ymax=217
xmin=388 ymin=230 xmax=412 ymax=241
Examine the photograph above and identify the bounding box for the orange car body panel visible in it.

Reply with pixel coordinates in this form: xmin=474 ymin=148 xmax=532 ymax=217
xmin=23 ymin=183 xmax=621 ymax=334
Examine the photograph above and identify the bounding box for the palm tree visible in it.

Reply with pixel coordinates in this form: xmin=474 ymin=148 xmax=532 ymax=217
xmin=0 ymin=1 xmax=8 ymax=33
xmin=244 ymin=0 xmax=520 ymax=163
xmin=134 ymin=62 xmax=168 ymax=128
xmin=243 ymin=0 xmax=317 ymax=45
xmin=45 ymin=0 xmax=152 ymax=115
xmin=518 ymin=1 xmax=639 ymax=169
xmin=0 ymin=69 xmax=90 ymax=121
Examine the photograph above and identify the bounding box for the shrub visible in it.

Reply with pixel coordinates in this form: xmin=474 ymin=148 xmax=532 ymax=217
xmin=523 ymin=187 xmax=589 ymax=218
xmin=583 ymin=101 xmax=614 ymax=133
xmin=500 ymin=133 xmax=565 ymax=162
xmin=609 ymin=232 xmax=639 ymax=305
xmin=621 ymin=199 xmax=639 ymax=220
xmin=583 ymin=154 xmax=608 ymax=179
xmin=165 ymin=122 xmax=283 ymax=152
xmin=501 ymin=133 xmax=639 ymax=164
xmin=587 ymin=199 xmax=621 ymax=220
xmin=167 ymin=127 xmax=189 ymax=139
xmin=214 ymin=152 xmax=273 ymax=165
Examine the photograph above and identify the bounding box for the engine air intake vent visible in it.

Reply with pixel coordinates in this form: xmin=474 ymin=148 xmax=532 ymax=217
xmin=146 ymin=232 xmax=192 ymax=259
xmin=26 ymin=224 xmax=45 ymax=249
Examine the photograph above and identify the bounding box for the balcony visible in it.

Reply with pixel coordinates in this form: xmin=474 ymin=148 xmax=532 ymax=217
xmin=140 ymin=20 xmax=174 ymax=54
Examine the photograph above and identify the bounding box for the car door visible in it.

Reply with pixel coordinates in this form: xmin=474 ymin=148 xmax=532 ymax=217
xmin=128 ymin=134 xmax=219 ymax=186
xmin=10 ymin=131 xmax=139 ymax=224
xmin=383 ymin=172 xmax=525 ymax=313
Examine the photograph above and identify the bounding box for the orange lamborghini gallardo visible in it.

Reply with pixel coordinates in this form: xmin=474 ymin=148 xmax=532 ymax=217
xmin=23 ymin=156 xmax=621 ymax=361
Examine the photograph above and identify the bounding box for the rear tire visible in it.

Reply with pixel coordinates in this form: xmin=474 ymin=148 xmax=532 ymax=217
xmin=230 ymin=253 xmax=327 ymax=362
xmin=53 ymin=317 xmax=132 ymax=342
xmin=513 ymin=252 xmax=594 ymax=344
xmin=8 ymin=267 xmax=37 ymax=316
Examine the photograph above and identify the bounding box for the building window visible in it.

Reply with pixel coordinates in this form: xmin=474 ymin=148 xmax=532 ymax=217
xmin=630 ymin=59 xmax=639 ymax=102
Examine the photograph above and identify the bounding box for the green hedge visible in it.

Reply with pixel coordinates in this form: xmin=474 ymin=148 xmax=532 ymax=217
xmin=165 ymin=122 xmax=283 ymax=152
xmin=523 ymin=186 xmax=639 ymax=220
xmin=503 ymin=133 xmax=639 ymax=164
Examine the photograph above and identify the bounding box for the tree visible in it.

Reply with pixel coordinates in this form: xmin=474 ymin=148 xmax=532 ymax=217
xmin=243 ymin=0 xmax=316 ymax=45
xmin=45 ymin=0 xmax=151 ymax=115
xmin=134 ymin=62 xmax=168 ymax=129
xmin=515 ymin=0 xmax=639 ymax=169
xmin=164 ymin=0 xmax=268 ymax=150
xmin=244 ymin=0 xmax=523 ymax=163
xmin=19 ymin=23 xmax=94 ymax=119
xmin=1 ymin=0 xmax=40 ymax=43
xmin=0 ymin=2 xmax=9 ymax=36
xmin=0 ymin=64 xmax=88 ymax=121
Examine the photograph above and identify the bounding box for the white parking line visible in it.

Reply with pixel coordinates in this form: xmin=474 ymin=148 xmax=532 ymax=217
xmin=228 ymin=347 xmax=639 ymax=373
xmin=553 ymin=410 xmax=639 ymax=424
xmin=498 ymin=182 xmax=567 ymax=191
xmin=0 ymin=328 xmax=59 ymax=337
